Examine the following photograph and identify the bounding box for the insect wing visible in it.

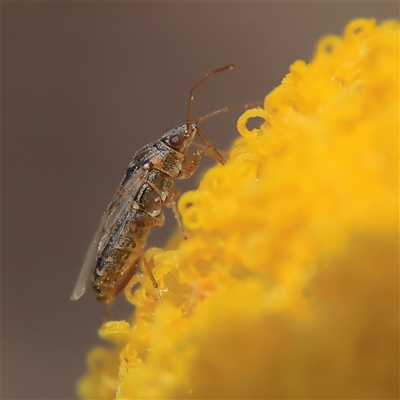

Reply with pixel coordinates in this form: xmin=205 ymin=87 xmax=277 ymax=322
xmin=97 ymin=167 xmax=146 ymax=253
xmin=70 ymin=167 xmax=149 ymax=301
xmin=70 ymin=228 xmax=102 ymax=301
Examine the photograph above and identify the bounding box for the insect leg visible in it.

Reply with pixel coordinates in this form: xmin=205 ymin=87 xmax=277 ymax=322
xmin=178 ymin=143 xmax=223 ymax=180
xmin=129 ymin=215 xmax=165 ymax=303
xmin=114 ymin=257 xmax=140 ymax=298
xmin=178 ymin=150 xmax=202 ymax=180
xmin=163 ymin=185 xmax=188 ymax=240
xmin=194 ymin=127 xmax=226 ymax=165
xmin=191 ymin=141 xmax=229 ymax=160
xmin=134 ymin=239 xmax=162 ymax=303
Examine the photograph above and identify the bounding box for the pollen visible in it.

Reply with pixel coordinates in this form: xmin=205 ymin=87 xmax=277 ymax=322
xmin=77 ymin=19 xmax=399 ymax=399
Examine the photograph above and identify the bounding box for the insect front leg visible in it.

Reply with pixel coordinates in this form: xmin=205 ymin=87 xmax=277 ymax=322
xmin=178 ymin=140 xmax=226 ymax=181
xmin=178 ymin=150 xmax=202 ymax=180
xmin=191 ymin=141 xmax=229 ymax=160
xmin=194 ymin=127 xmax=226 ymax=165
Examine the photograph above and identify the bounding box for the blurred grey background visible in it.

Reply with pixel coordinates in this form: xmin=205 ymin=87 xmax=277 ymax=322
xmin=3 ymin=2 xmax=399 ymax=399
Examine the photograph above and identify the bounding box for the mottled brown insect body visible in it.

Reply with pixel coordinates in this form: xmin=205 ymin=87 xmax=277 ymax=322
xmin=91 ymin=123 xmax=200 ymax=302
xmin=71 ymin=65 xmax=237 ymax=304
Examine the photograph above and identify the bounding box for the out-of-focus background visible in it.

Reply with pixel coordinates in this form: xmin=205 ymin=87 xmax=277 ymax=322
xmin=3 ymin=3 xmax=399 ymax=399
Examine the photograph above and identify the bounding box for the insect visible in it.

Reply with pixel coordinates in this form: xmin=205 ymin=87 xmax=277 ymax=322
xmin=71 ymin=64 xmax=237 ymax=304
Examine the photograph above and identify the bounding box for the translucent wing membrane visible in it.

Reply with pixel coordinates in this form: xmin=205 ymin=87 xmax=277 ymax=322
xmin=70 ymin=167 xmax=149 ymax=300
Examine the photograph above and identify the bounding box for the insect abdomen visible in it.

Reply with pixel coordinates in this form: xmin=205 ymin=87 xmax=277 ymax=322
xmin=91 ymin=217 xmax=149 ymax=303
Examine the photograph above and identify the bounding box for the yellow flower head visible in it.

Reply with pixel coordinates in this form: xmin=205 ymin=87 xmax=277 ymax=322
xmin=77 ymin=19 xmax=399 ymax=399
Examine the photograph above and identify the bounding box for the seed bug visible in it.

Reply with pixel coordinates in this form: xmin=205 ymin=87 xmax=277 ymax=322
xmin=71 ymin=63 xmax=238 ymax=304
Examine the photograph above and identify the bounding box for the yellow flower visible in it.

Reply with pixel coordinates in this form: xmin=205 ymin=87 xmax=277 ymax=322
xmin=77 ymin=18 xmax=399 ymax=399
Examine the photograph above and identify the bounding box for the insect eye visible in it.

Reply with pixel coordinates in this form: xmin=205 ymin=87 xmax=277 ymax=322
xmin=168 ymin=134 xmax=185 ymax=148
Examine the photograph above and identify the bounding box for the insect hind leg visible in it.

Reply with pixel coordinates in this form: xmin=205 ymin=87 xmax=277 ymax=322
xmin=114 ymin=257 xmax=140 ymax=298
xmin=131 ymin=234 xmax=162 ymax=303
xmin=129 ymin=216 xmax=164 ymax=303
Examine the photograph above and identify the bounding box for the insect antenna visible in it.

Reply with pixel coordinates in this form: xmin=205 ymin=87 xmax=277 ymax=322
xmin=191 ymin=103 xmax=261 ymax=165
xmin=192 ymin=102 xmax=262 ymax=165
xmin=186 ymin=63 xmax=236 ymax=127
xmin=186 ymin=64 xmax=261 ymax=164
xmin=194 ymin=103 xmax=262 ymax=125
